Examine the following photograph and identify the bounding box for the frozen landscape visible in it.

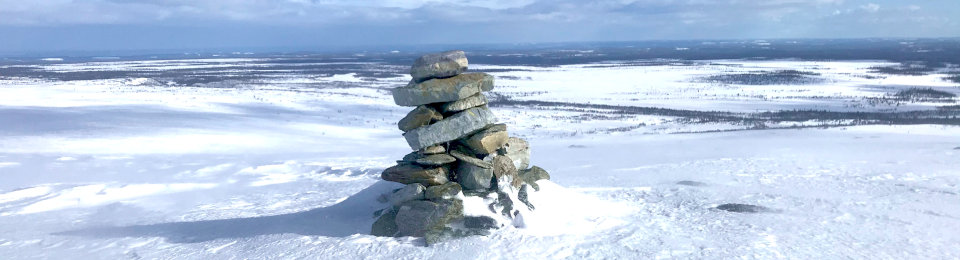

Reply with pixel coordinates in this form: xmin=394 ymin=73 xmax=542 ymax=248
xmin=1 ymin=40 xmax=959 ymax=259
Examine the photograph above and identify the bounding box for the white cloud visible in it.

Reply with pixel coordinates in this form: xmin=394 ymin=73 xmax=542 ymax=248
xmin=860 ymin=3 xmax=880 ymax=13
xmin=0 ymin=0 xmax=955 ymax=44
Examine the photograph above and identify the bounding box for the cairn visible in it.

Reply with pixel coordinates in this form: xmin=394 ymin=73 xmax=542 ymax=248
xmin=371 ymin=50 xmax=551 ymax=245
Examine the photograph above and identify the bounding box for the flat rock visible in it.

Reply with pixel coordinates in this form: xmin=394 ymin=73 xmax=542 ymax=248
xmin=381 ymin=164 xmax=449 ymax=186
xmin=441 ymin=93 xmax=488 ymax=113
xmin=392 ymin=73 xmax=494 ymax=107
xmin=387 ymin=183 xmax=426 ymax=206
xmin=403 ymin=106 xmax=497 ymax=150
xmin=415 ymin=154 xmax=457 ymax=166
xmin=500 ymin=137 xmax=530 ymax=170
xmin=422 ymin=145 xmax=446 ymax=155
xmin=395 ymin=199 xmax=463 ymax=237
xmin=716 ymin=203 xmax=780 ymax=213
xmin=449 ymin=150 xmax=492 ymax=168
xmin=425 ymin=182 xmax=462 ymax=200
xmin=399 ymin=151 xmax=421 ymax=163
xmin=398 ymin=106 xmax=443 ymax=132
xmin=677 ymin=180 xmax=708 ymax=186
xmin=410 ymin=50 xmax=468 ymax=83
xmin=463 ymin=124 xmax=508 ymax=155
xmin=450 ymin=143 xmax=479 ymax=158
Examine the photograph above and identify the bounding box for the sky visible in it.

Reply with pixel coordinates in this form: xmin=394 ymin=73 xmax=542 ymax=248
xmin=1 ymin=0 xmax=958 ymax=54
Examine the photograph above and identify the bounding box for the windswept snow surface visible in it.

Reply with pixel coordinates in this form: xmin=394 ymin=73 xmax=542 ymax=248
xmin=0 ymin=54 xmax=959 ymax=259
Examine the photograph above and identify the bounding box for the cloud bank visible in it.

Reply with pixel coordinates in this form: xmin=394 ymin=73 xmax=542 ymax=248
xmin=1 ymin=0 xmax=957 ymax=52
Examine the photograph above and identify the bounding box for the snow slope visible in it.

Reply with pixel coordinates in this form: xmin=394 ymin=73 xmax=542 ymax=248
xmin=0 ymin=57 xmax=958 ymax=259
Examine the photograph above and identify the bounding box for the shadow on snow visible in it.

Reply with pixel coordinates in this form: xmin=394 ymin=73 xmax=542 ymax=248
xmin=53 ymin=181 xmax=399 ymax=243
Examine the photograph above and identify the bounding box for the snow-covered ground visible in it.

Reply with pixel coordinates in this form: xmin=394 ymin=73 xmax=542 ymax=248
xmin=1 ymin=57 xmax=958 ymax=259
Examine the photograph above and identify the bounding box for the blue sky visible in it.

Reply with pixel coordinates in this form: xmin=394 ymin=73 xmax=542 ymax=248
xmin=1 ymin=0 xmax=958 ymax=53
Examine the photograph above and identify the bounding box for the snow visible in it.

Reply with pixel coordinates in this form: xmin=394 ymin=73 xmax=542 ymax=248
xmin=0 ymin=57 xmax=958 ymax=259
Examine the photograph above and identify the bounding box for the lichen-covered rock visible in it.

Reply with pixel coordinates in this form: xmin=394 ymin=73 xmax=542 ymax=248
xmin=415 ymin=154 xmax=456 ymax=166
xmin=493 ymin=155 xmax=521 ymax=189
xmin=410 ymin=50 xmax=468 ymax=83
xmin=398 ymin=106 xmax=443 ymax=132
xmin=387 ymin=183 xmax=426 ymax=206
xmin=425 ymin=182 xmax=462 ymax=200
xmin=395 ymin=199 xmax=464 ymax=237
xmin=392 ymin=73 xmax=494 ymax=107
xmin=441 ymin=93 xmax=488 ymax=113
xmin=500 ymin=137 xmax=530 ymax=170
xmin=463 ymin=124 xmax=508 ymax=155
xmin=519 ymin=165 xmax=550 ymax=191
xmin=520 ymin=166 xmax=550 ymax=181
xmin=402 ymin=106 xmax=498 ymax=150
xmin=381 ymin=164 xmax=449 ymax=186
xmin=371 ymin=208 xmax=399 ymax=237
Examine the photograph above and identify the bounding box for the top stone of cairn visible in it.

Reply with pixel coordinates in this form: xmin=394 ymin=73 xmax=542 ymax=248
xmin=410 ymin=50 xmax=468 ymax=83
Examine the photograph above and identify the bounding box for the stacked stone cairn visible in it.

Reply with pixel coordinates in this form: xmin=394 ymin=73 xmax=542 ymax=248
xmin=371 ymin=50 xmax=552 ymax=245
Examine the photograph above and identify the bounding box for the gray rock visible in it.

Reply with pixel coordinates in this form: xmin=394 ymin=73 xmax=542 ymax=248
xmin=456 ymin=162 xmax=494 ymax=191
xmin=410 ymin=50 xmax=468 ymax=83
xmin=518 ymin=184 xmax=535 ymax=210
xmin=392 ymin=73 xmax=494 ymax=107
xmin=395 ymin=199 xmax=464 ymax=237
xmin=425 ymin=182 xmax=462 ymax=200
xmin=398 ymin=106 xmax=443 ymax=132
xmin=492 ymin=190 xmax=515 ymax=218
xmin=399 ymin=151 xmax=421 ymax=163
xmin=449 ymin=142 xmax=478 ymax=158
xmin=462 ymin=189 xmax=493 ymax=197
xmin=381 ymin=164 xmax=450 ymax=186
xmin=415 ymin=154 xmax=457 ymax=166
xmin=424 ymin=226 xmax=491 ymax=246
xmin=463 ymin=124 xmax=508 ymax=155
xmin=422 ymin=145 xmax=446 ymax=155
xmin=451 ymin=150 xmax=493 ymax=190
xmin=500 ymin=137 xmax=530 ymax=170
xmin=371 ymin=207 xmax=399 ymax=237
xmin=441 ymin=93 xmax=488 ymax=113
xmin=463 ymin=216 xmax=500 ymax=230
xmin=716 ymin=203 xmax=780 ymax=213
xmin=449 ymin=150 xmax=493 ymax=168
xmin=677 ymin=180 xmax=708 ymax=186
xmin=402 ymin=106 xmax=498 ymax=150
xmin=388 ymin=183 xmax=426 ymax=206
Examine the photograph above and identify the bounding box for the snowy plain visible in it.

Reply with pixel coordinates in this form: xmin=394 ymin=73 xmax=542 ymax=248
xmin=0 ymin=52 xmax=959 ymax=259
